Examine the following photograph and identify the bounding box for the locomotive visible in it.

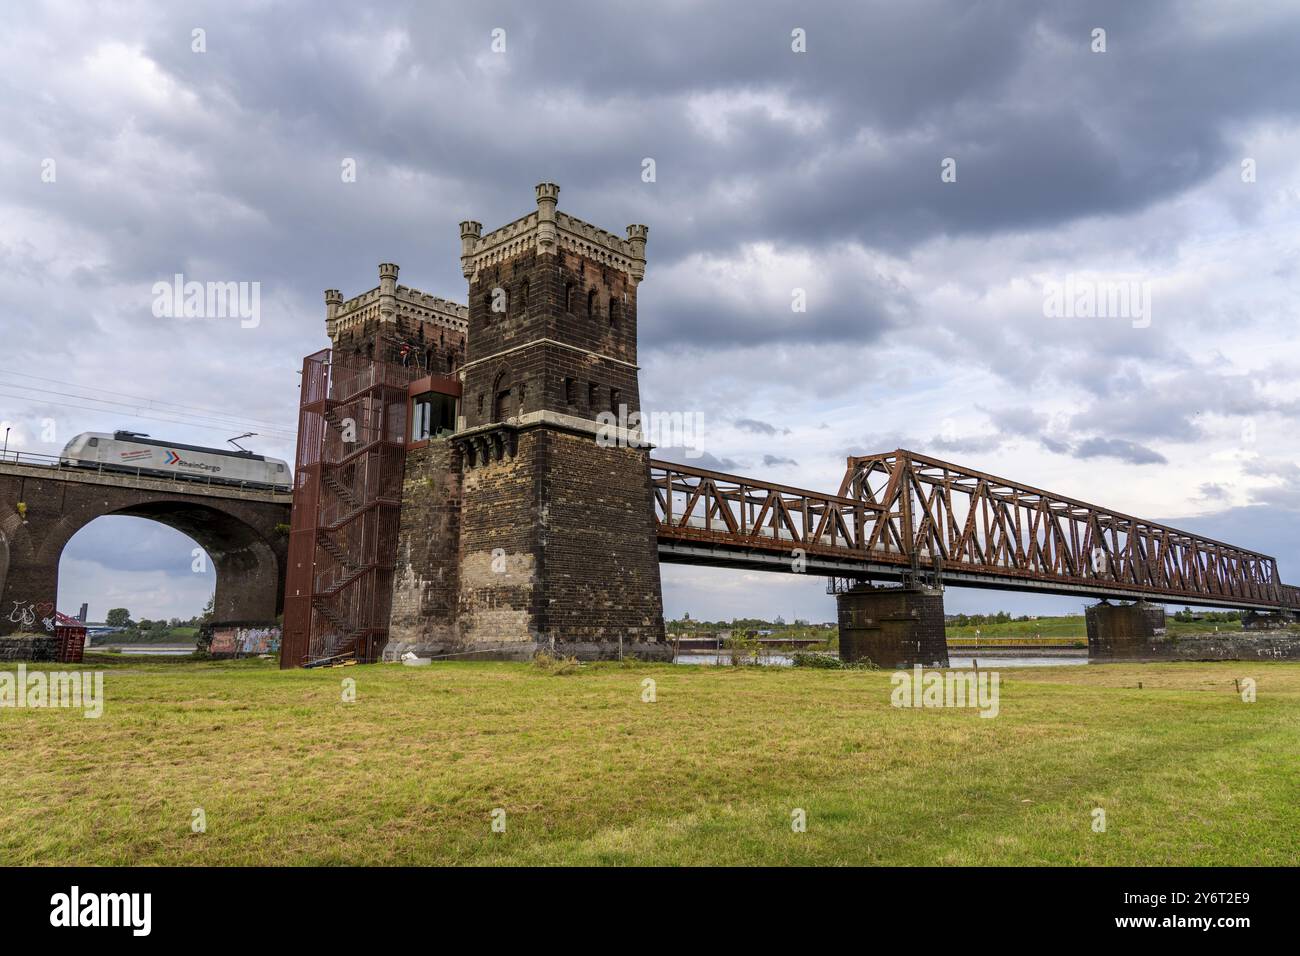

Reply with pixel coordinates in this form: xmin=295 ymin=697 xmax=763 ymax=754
xmin=59 ymin=431 xmax=291 ymax=490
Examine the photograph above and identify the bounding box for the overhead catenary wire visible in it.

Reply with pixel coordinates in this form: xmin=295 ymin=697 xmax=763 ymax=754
xmin=0 ymin=388 xmax=298 ymax=442
xmin=0 ymin=381 xmax=297 ymax=437
xmin=0 ymin=368 xmax=297 ymax=434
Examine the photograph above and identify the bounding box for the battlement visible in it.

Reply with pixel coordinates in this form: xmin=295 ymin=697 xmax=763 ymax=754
xmin=326 ymin=264 xmax=468 ymax=340
xmin=459 ymin=183 xmax=648 ymax=283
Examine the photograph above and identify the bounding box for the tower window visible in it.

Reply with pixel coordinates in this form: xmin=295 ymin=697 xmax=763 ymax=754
xmin=610 ymin=388 xmax=621 ymax=413
xmin=588 ymin=382 xmax=598 ymax=409
xmin=609 ymin=297 xmax=620 ymax=325
xmin=411 ymin=392 xmax=458 ymax=442
xmin=565 ymin=283 xmax=575 ymax=313
xmin=587 ymin=288 xmax=596 ymax=318
xmin=494 ymin=386 xmax=512 ymax=421
xmin=520 ymin=279 xmax=529 ymax=315
xmin=564 ymin=377 xmax=576 ymax=405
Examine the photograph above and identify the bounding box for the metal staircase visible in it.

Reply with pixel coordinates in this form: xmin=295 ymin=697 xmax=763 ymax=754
xmin=281 ymin=349 xmax=418 ymax=668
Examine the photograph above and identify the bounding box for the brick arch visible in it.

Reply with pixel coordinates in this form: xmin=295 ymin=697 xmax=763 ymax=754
xmin=0 ymin=466 xmax=289 ymax=636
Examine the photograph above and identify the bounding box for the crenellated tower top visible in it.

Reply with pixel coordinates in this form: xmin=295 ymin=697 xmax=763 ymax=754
xmin=458 ymin=182 xmax=648 ymax=285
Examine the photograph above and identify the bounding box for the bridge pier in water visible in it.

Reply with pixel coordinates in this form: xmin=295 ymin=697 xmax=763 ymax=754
xmin=1085 ymin=600 xmax=1167 ymax=661
xmin=835 ymin=584 xmax=948 ymax=668
xmin=1087 ymin=600 xmax=1300 ymax=661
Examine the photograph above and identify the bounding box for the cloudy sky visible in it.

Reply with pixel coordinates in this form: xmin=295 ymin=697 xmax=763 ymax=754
xmin=2 ymin=0 xmax=1298 ymax=623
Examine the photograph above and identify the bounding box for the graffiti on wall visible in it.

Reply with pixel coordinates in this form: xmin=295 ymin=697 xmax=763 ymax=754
xmin=209 ymin=625 xmax=281 ymax=656
xmin=7 ymin=601 xmax=56 ymax=631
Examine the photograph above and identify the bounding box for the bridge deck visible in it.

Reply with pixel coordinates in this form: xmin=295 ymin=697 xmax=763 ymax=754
xmin=0 ymin=455 xmax=293 ymax=503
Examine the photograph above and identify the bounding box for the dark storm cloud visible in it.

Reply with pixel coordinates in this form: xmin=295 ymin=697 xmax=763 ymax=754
xmin=654 ymin=447 xmax=738 ymax=471
xmin=7 ymin=0 xmax=1298 ymax=367
xmin=735 ymin=418 xmax=783 ymax=436
xmin=1066 ymin=367 xmax=1300 ymax=444
xmin=1197 ymin=483 xmax=1230 ymax=502
xmin=1073 ymin=436 xmax=1167 ymax=465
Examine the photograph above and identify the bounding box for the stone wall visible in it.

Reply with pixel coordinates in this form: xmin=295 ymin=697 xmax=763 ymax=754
xmin=451 ymin=425 xmax=668 ymax=660
xmin=530 ymin=429 xmax=665 ymax=657
xmin=0 ymin=635 xmax=60 ymax=662
xmin=460 ymin=250 xmax=641 ymax=432
xmin=385 ymin=441 xmax=464 ymax=659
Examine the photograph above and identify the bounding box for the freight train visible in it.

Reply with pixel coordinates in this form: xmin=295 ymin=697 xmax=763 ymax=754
xmin=59 ymin=431 xmax=292 ymax=490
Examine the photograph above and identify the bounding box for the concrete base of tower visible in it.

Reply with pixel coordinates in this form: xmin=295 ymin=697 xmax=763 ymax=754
xmin=1085 ymin=600 xmax=1167 ymax=660
xmin=835 ymin=584 xmax=948 ymax=668
xmin=380 ymin=635 xmax=675 ymax=663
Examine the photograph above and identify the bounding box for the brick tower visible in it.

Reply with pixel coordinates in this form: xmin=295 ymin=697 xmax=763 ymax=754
xmin=451 ymin=183 xmax=667 ymax=659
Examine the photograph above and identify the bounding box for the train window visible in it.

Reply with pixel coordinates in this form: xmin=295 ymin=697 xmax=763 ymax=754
xmin=277 ymin=463 xmax=285 ymax=472
xmin=87 ymin=438 xmax=98 ymax=447
xmin=411 ymin=392 xmax=458 ymax=442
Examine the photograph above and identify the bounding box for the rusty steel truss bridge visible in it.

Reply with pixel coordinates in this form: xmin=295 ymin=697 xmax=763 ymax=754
xmin=651 ymin=449 xmax=1299 ymax=612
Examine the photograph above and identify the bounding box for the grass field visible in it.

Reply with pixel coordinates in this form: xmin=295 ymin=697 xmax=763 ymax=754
xmin=2 ymin=656 xmax=1297 ymax=866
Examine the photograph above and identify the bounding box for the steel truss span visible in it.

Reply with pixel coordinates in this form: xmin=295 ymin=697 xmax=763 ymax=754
xmin=649 ymin=449 xmax=1299 ymax=612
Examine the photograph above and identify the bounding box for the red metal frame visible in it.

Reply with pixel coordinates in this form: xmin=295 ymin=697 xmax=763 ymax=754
xmin=650 ymin=450 xmax=1298 ymax=610
xmin=405 ymin=374 xmax=463 ymax=450
xmin=281 ymin=349 xmax=420 ymax=668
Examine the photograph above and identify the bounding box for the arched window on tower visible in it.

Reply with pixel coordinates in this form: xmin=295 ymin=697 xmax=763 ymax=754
xmin=565 ymin=283 xmax=575 ymax=313
xmin=587 ymin=289 xmax=596 ymax=318
xmin=492 ymin=370 xmax=512 ymax=421
xmin=519 ymin=280 xmax=529 ymax=316
xmin=609 ymin=297 xmax=620 ymax=325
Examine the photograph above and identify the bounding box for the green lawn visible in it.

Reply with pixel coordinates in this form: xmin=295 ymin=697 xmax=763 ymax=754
xmin=91 ymin=625 xmax=199 ymax=646
xmin=2 ymin=656 xmax=1296 ymax=865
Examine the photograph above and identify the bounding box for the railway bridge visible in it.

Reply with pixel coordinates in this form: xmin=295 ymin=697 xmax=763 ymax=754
xmin=281 ymin=183 xmax=1300 ymax=668
xmin=653 ymin=449 xmax=1297 ymax=609
xmin=0 ymin=453 xmax=292 ymax=637
xmin=652 ymin=450 xmax=1299 ymax=664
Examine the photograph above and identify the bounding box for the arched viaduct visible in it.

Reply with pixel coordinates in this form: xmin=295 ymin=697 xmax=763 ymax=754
xmin=0 ymin=460 xmax=291 ymax=636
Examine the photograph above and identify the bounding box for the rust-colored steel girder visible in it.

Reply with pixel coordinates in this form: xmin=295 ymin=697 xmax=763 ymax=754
xmin=650 ymin=450 xmax=1298 ymax=611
